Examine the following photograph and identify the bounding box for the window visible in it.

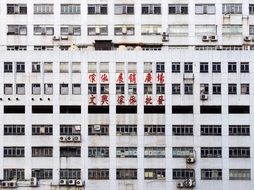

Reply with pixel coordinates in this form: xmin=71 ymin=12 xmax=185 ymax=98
xmin=44 ymin=62 xmax=53 ymax=73
xmin=156 ymin=62 xmax=165 ymax=72
xmin=229 ymin=125 xmax=250 ymax=136
xmin=16 ymin=84 xmax=25 ymax=95
xmin=250 ymin=4 xmax=254 ymax=14
xmin=4 ymin=84 xmax=13 ymax=95
xmin=223 ymin=25 xmax=242 ymax=35
xmin=34 ymin=4 xmax=53 ymax=14
xmin=116 ymin=85 xmax=124 ymax=94
xmin=60 ymin=147 xmax=81 ymax=157
xmin=32 ymin=62 xmax=41 ymax=72
xmin=250 ymin=25 xmax=254 ymax=36
xmin=195 ymin=4 xmax=215 ymax=14
xmin=88 ymin=147 xmax=109 ymax=158
xmin=116 ymin=147 xmax=137 ymax=158
xmin=222 ymin=4 xmax=242 ymax=14
xmin=32 ymin=147 xmax=53 ymax=157
xmin=172 ymin=147 xmax=193 ymax=158
xmin=115 ymin=4 xmax=134 ymax=15
xmin=201 ymin=169 xmax=222 ymax=180
xmin=72 ymin=62 xmax=81 ymax=73
xmin=4 ymin=125 xmax=25 ymax=135
xmin=195 ymin=25 xmax=217 ymax=36
xmin=144 ymin=85 xmax=152 ymax=94
xmin=114 ymin=25 xmax=135 ymax=36
xmin=168 ymin=25 xmax=188 ymax=36
xmin=4 ymin=147 xmax=25 ymax=157
xmin=101 ymin=84 xmax=109 ymax=94
xmin=4 ymin=62 xmax=13 ymax=72
xmin=172 ymin=62 xmax=180 ymax=73
xmin=172 ymin=106 xmax=193 ymax=114
xmin=4 ymin=106 xmax=25 ymax=114
xmin=200 ymin=106 xmax=221 ymax=114
xmin=60 ymin=84 xmax=69 ymax=95
xmin=33 ymin=105 xmax=53 ymax=114
xmin=4 ymin=169 xmax=25 ymax=180
xmin=142 ymin=4 xmax=161 ymax=14
xmin=88 ymin=169 xmax=109 ymax=180
xmin=156 ymin=84 xmax=165 ymax=94
xmin=200 ymin=84 xmax=209 ymax=94
xmin=7 ymin=4 xmax=27 ymax=14
xmin=228 ymin=62 xmax=237 ymax=73
xmin=60 ymin=169 xmax=81 ymax=179
xmin=184 ymin=84 xmax=193 ymax=94
xmin=88 ymin=84 xmax=96 ymax=94
xmin=7 ymin=46 xmax=27 ymax=51
xmin=228 ymin=84 xmax=237 ymax=94
xmin=172 ymin=169 xmax=195 ymax=180
xmin=229 ymin=169 xmax=251 ymax=180
xmin=60 ymin=63 xmax=68 ymax=73
xmin=212 ymin=84 xmax=221 ymax=94
xmin=72 ymin=84 xmax=81 ymax=95
xmin=128 ymin=85 xmax=137 ymax=95
xmin=229 ymin=147 xmax=250 ymax=158
xmin=144 ymin=125 xmax=165 ymax=136
xmin=173 ymin=125 xmax=193 ymax=136
xmin=60 ymin=26 xmax=81 ymax=36
xmin=184 ymin=62 xmax=193 ymax=73
xmin=44 ymin=84 xmax=53 ymax=95
xmin=16 ymin=62 xmax=25 ymax=72
xmin=228 ymin=106 xmax=249 ymax=114
xmin=34 ymin=25 xmax=54 ymax=35
xmin=116 ymin=125 xmax=137 ymax=136
xmin=31 ymin=84 xmax=41 ymax=95
xmin=32 ymin=125 xmax=53 ymax=135
xmin=7 ymin=25 xmax=27 ymax=35
xmin=60 ymin=125 xmax=81 ymax=135
xmin=144 ymin=169 xmax=165 ymax=180
xmin=141 ymin=25 xmax=161 ymax=35
xmin=200 ymin=125 xmax=221 ymax=136
xmin=32 ymin=169 xmax=52 ymax=179
xmin=172 ymin=84 xmax=181 ymax=94
xmin=88 ymin=4 xmax=107 ymax=15
xmin=116 ymin=169 xmax=137 ymax=180
xmin=61 ymin=4 xmax=80 ymax=14
xmin=88 ymin=25 xmax=108 ymax=36
xmin=212 ymin=62 xmax=221 ymax=73
xmin=201 ymin=147 xmax=222 ymax=158
xmin=168 ymin=4 xmax=188 ymax=14
xmin=240 ymin=62 xmax=249 ymax=73
xmin=200 ymin=62 xmax=208 ymax=73
xmin=88 ymin=125 xmax=109 ymax=136
xmin=144 ymin=147 xmax=165 ymax=158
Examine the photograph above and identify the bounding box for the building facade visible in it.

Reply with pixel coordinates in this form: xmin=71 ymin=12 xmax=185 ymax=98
xmin=0 ymin=1 xmax=254 ymax=190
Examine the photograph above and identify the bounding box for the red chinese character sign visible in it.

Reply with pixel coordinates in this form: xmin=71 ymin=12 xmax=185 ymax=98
xmin=88 ymin=73 xmax=96 ymax=84
xmin=100 ymin=73 xmax=109 ymax=84
xmin=144 ymin=72 xmax=153 ymax=84
xmin=128 ymin=73 xmax=137 ymax=84
xmin=157 ymin=95 xmax=165 ymax=105
xmin=117 ymin=95 xmax=125 ymax=105
xmin=100 ymin=94 xmax=109 ymax=105
xmin=156 ymin=73 xmax=165 ymax=84
xmin=144 ymin=95 xmax=153 ymax=105
xmin=129 ymin=95 xmax=137 ymax=105
xmin=116 ymin=73 xmax=124 ymax=84
xmin=88 ymin=95 xmax=97 ymax=105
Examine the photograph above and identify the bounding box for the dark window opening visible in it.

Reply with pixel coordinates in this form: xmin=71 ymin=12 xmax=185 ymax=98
xmin=172 ymin=106 xmax=193 ymax=114
xmin=88 ymin=106 xmax=109 ymax=114
xmin=94 ymin=40 xmax=112 ymax=50
xmin=4 ymin=106 xmax=25 ymax=113
xmin=144 ymin=106 xmax=165 ymax=114
xmin=116 ymin=106 xmax=137 ymax=114
xmin=228 ymin=106 xmax=249 ymax=114
xmin=200 ymin=106 xmax=221 ymax=114
xmin=32 ymin=106 xmax=53 ymax=114
xmin=60 ymin=106 xmax=81 ymax=114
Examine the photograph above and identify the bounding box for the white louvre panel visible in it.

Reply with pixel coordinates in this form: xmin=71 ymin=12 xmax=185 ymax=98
xmin=33 ymin=87 xmax=41 ymax=95
xmin=44 ymin=63 xmax=53 ymax=72
xmin=61 ymin=87 xmax=68 ymax=95
xmin=5 ymin=87 xmax=13 ymax=95
xmin=17 ymin=87 xmax=25 ymax=94
xmin=45 ymin=85 xmax=53 ymax=94
xmin=73 ymin=86 xmax=81 ymax=94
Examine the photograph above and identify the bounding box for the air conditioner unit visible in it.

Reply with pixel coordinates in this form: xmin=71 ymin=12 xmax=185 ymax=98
xmin=186 ymin=156 xmax=195 ymax=163
xmin=59 ymin=136 xmax=66 ymax=142
xmin=210 ymin=35 xmax=218 ymax=42
xmin=52 ymin=36 xmax=60 ymax=41
xmin=30 ymin=177 xmax=38 ymax=187
xmin=73 ymin=135 xmax=81 ymax=142
xmin=93 ymin=125 xmax=101 ymax=131
xmin=95 ymin=27 xmax=100 ymax=35
xmin=183 ymin=179 xmax=195 ymax=188
xmin=61 ymin=36 xmax=68 ymax=40
xmin=244 ymin=36 xmax=252 ymax=42
xmin=66 ymin=136 xmax=73 ymax=142
xmin=75 ymin=179 xmax=83 ymax=187
xmin=8 ymin=181 xmax=17 ymax=188
xmin=75 ymin=125 xmax=81 ymax=131
xmin=162 ymin=32 xmax=169 ymax=42
xmin=68 ymin=179 xmax=75 ymax=186
xmin=200 ymin=93 xmax=208 ymax=100
xmin=59 ymin=179 xmax=67 ymax=186
xmin=1 ymin=181 xmax=10 ymax=188
xmin=216 ymin=45 xmax=223 ymax=50
xmin=122 ymin=27 xmax=127 ymax=35
xmin=176 ymin=182 xmax=184 ymax=188
xmin=202 ymin=35 xmax=209 ymax=42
